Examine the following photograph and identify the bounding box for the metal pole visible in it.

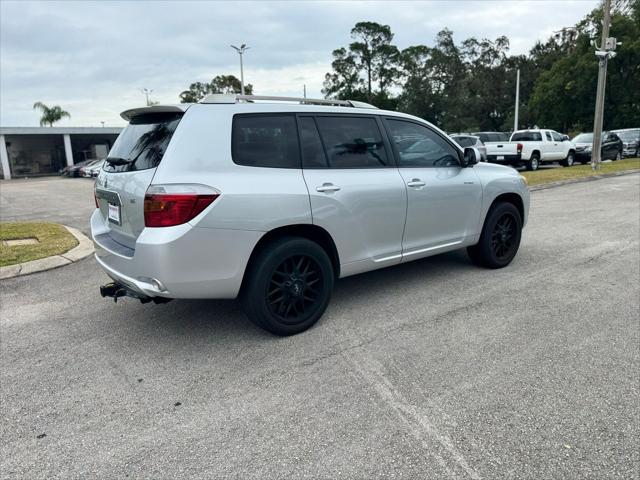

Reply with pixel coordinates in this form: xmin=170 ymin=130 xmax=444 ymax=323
xmin=591 ymin=0 xmax=612 ymax=170
xmin=303 ymin=84 xmax=307 ymax=99
xmin=239 ymin=52 xmax=245 ymax=95
xmin=514 ymin=69 xmax=520 ymax=132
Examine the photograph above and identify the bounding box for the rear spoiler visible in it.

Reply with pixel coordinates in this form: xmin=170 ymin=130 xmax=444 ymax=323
xmin=120 ymin=104 xmax=190 ymax=122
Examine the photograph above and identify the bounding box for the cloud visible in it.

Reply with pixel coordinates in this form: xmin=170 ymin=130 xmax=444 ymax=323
xmin=0 ymin=0 xmax=598 ymax=126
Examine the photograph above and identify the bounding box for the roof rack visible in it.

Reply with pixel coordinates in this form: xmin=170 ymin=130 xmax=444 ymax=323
xmin=199 ymin=94 xmax=378 ymax=109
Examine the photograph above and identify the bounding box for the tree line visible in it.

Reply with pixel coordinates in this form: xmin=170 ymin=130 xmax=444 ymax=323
xmin=179 ymin=1 xmax=639 ymax=135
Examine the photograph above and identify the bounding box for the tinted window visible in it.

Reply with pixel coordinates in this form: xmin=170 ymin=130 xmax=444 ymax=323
xmin=315 ymin=116 xmax=389 ymax=168
xmin=387 ymin=119 xmax=460 ymax=167
xmin=232 ymin=115 xmax=300 ymax=168
xmin=551 ymin=131 xmax=563 ymax=142
xmin=614 ymin=130 xmax=639 ymax=142
xmin=452 ymin=136 xmax=476 ymax=147
xmin=573 ymin=133 xmax=593 ymax=143
xmin=475 ymin=133 xmax=490 ymax=143
xmin=299 ymin=117 xmax=328 ymax=168
xmin=511 ymin=131 xmax=542 ymax=142
xmin=104 ymin=113 xmax=182 ymax=173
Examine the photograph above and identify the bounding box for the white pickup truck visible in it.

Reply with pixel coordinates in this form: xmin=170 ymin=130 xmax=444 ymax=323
xmin=485 ymin=129 xmax=576 ymax=171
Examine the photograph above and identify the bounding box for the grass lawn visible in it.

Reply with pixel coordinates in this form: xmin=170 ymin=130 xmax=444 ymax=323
xmin=0 ymin=222 xmax=78 ymax=267
xmin=522 ymin=157 xmax=640 ymax=186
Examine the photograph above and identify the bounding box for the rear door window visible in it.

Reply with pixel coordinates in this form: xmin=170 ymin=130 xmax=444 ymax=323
xmin=232 ymin=114 xmax=300 ymax=168
xmin=314 ymin=116 xmax=390 ymax=168
xmin=104 ymin=112 xmax=182 ymax=173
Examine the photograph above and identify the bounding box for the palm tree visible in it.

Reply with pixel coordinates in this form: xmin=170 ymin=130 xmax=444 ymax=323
xmin=32 ymin=102 xmax=71 ymax=127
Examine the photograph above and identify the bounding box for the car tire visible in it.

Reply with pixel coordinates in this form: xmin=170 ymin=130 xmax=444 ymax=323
xmin=241 ymin=237 xmax=334 ymax=336
xmin=467 ymin=202 xmax=523 ymax=269
xmin=526 ymin=153 xmax=540 ymax=171
xmin=614 ymin=151 xmax=622 ymax=161
xmin=561 ymin=151 xmax=575 ymax=167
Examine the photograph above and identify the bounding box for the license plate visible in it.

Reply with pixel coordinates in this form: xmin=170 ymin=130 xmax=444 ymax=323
xmin=108 ymin=203 xmax=121 ymax=225
xmin=497 ymin=155 xmax=505 ymax=160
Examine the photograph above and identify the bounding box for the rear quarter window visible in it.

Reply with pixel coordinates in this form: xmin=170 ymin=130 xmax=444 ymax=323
xmin=511 ymin=131 xmax=542 ymax=142
xmin=232 ymin=114 xmax=300 ymax=168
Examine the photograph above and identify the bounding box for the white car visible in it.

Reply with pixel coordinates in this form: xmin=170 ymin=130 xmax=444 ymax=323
xmin=484 ymin=129 xmax=576 ymax=171
xmin=92 ymin=95 xmax=530 ymax=335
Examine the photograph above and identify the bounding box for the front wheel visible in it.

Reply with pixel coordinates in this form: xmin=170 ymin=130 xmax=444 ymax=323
xmin=561 ymin=151 xmax=575 ymax=167
xmin=241 ymin=237 xmax=334 ymax=336
xmin=614 ymin=151 xmax=622 ymax=161
xmin=525 ymin=154 xmax=540 ymax=171
xmin=468 ymin=202 xmax=523 ymax=269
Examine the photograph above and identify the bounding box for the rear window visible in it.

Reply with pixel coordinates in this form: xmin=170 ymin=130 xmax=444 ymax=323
xmin=232 ymin=114 xmax=300 ymax=168
xmin=452 ymin=136 xmax=476 ymax=147
xmin=104 ymin=113 xmax=182 ymax=173
xmin=511 ymin=131 xmax=542 ymax=142
xmin=315 ymin=116 xmax=389 ymax=168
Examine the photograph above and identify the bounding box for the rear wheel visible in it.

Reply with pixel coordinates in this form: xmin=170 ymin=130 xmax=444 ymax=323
xmin=241 ymin=237 xmax=334 ymax=336
xmin=561 ymin=151 xmax=575 ymax=167
xmin=468 ymin=202 xmax=523 ymax=269
xmin=614 ymin=151 xmax=622 ymax=161
xmin=526 ymin=153 xmax=540 ymax=171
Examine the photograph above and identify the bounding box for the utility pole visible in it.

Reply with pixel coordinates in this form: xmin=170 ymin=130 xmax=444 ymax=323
xmin=303 ymin=84 xmax=307 ymax=99
xmin=514 ymin=69 xmax=520 ymax=132
xmin=141 ymin=88 xmax=153 ymax=106
xmin=591 ymin=0 xmax=613 ymax=170
xmin=231 ymin=44 xmax=250 ymax=95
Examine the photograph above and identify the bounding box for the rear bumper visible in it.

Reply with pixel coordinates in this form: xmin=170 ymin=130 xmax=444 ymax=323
xmin=90 ymin=209 xmax=262 ymax=299
xmin=486 ymin=153 xmax=521 ymax=165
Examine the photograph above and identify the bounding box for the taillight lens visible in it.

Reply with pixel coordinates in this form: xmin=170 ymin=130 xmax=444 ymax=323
xmin=144 ymin=185 xmax=219 ymax=227
xmin=516 ymin=143 xmax=523 ymax=153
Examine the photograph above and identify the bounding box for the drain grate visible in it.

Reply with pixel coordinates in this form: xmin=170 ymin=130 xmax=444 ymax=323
xmin=2 ymin=238 xmax=40 ymax=247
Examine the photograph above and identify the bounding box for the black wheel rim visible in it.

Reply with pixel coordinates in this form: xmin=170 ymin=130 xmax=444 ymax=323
xmin=491 ymin=213 xmax=517 ymax=260
xmin=266 ymin=255 xmax=324 ymax=325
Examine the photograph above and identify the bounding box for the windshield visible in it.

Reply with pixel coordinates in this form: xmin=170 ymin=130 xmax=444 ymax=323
xmin=104 ymin=112 xmax=183 ymax=173
xmin=614 ymin=130 xmax=639 ymax=141
xmin=452 ymin=136 xmax=477 ymax=147
xmin=511 ymin=131 xmax=542 ymax=141
xmin=572 ymin=133 xmax=593 ymax=143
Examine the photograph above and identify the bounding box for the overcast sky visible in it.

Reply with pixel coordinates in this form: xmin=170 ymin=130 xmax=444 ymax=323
xmin=0 ymin=0 xmax=598 ymax=127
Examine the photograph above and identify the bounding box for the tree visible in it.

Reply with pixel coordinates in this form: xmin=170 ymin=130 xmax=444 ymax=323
xmin=323 ymin=21 xmax=400 ymax=108
xmin=32 ymin=102 xmax=70 ymax=127
xmin=179 ymin=75 xmax=253 ymax=103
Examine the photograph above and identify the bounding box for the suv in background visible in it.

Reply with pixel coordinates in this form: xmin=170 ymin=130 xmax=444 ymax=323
xmin=612 ymin=128 xmax=639 ymax=158
xmin=450 ymin=134 xmax=487 ymax=161
xmin=572 ymin=132 xmax=623 ymax=163
xmin=472 ymin=132 xmax=510 ymax=143
xmin=92 ymin=95 xmax=529 ymax=335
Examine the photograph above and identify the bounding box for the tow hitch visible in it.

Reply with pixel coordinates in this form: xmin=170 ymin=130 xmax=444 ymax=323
xmin=100 ymin=282 xmax=172 ymax=304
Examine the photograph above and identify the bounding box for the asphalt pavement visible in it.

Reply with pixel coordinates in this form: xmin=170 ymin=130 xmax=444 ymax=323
xmin=1 ymin=174 xmax=639 ymax=479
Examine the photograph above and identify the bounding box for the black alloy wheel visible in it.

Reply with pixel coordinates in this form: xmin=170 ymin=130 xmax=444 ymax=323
xmin=266 ymin=254 xmax=323 ymax=324
xmin=241 ymin=237 xmax=334 ymax=336
xmin=468 ymin=202 xmax=523 ymax=269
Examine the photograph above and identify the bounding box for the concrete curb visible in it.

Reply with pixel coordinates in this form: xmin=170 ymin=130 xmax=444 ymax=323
xmin=0 ymin=225 xmax=94 ymax=280
xmin=529 ymin=169 xmax=640 ymax=192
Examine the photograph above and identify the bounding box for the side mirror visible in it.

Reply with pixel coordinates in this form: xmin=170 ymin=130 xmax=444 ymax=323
xmin=562 ymin=135 xmax=570 ymax=141
xmin=462 ymin=147 xmax=480 ymax=167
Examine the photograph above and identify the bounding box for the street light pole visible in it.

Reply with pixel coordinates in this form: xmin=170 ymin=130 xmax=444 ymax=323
xmin=231 ymin=44 xmax=250 ymax=95
xmin=591 ymin=0 xmax=612 ymax=170
xmin=141 ymin=88 xmax=153 ymax=106
xmin=514 ymin=69 xmax=520 ymax=132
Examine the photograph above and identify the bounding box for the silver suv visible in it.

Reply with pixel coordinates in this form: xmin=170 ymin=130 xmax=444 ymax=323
xmin=92 ymin=95 xmax=530 ymax=335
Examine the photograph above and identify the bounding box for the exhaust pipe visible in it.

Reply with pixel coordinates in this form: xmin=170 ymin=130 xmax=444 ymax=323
xmin=100 ymin=282 xmax=172 ymax=304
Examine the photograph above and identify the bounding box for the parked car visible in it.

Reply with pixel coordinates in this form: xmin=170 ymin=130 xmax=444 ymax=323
xmin=79 ymin=159 xmax=104 ymax=178
xmin=611 ymin=128 xmax=639 ymax=158
xmin=484 ymin=129 xmax=576 ymax=171
xmin=472 ymin=132 xmax=510 ymax=143
xmin=61 ymin=159 xmax=93 ymax=177
xmin=83 ymin=159 xmax=105 ymax=177
xmin=92 ymin=95 xmax=529 ymax=335
xmin=450 ymin=134 xmax=487 ymax=161
xmin=572 ymin=132 xmax=623 ymax=163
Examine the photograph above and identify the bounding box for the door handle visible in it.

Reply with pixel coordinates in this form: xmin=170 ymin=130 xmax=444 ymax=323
xmin=407 ymin=179 xmax=426 ymax=188
xmin=316 ymin=183 xmax=341 ymax=193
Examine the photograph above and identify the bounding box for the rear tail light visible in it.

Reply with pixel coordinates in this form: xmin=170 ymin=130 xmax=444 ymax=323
xmin=516 ymin=143 xmax=523 ymax=153
xmin=144 ymin=184 xmax=220 ymax=227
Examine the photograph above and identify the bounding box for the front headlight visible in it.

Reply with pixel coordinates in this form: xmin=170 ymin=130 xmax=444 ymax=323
xmin=585 ymin=146 xmax=592 ymax=152
xmin=519 ymin=175 xmax=528 ymax=185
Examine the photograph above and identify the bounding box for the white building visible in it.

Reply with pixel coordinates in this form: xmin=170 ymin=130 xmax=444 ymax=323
xmin=0 ymin=127 xmax=122 ymax=179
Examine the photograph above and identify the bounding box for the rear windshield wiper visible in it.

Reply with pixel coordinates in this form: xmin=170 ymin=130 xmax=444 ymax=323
xmin=105 ymin=157 xmax=133 ymax=166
